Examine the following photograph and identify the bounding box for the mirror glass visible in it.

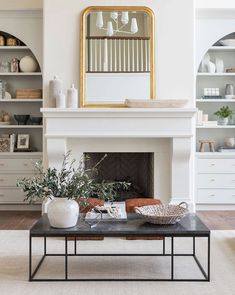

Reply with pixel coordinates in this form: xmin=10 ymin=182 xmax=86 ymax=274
xmin=80 ymin=7 xmax=154 ymax=107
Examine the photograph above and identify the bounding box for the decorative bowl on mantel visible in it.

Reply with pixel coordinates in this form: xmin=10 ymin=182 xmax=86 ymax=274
xmin=219 ymin=39 xmax=235 ymax=46
xmin=125 ymin=99 xmax=188 ymax=108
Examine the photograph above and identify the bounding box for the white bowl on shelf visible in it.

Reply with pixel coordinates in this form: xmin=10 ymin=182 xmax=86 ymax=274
xmin=219 ymin=39 xmax=235 ymax=46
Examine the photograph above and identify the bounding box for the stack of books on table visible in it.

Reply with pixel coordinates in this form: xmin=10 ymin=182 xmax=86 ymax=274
xmin=218 ymin=147 xmax=235 ymax=153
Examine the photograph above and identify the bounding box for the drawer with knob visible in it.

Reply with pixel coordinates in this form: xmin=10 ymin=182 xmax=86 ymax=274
xmin=197 ymin=173 xmax=235 ymax=188
xmin=0 ymin=189 xmax=25 ymax=203
xmin=197 ymin=159 xmax=235 ymax=173
xmin=0 ymin=158 xmax=40 ymax=171
xmin=197 ymin=189 xmax=235 ymax=204
xmin=0 ymin=173 xmax=34 ymax=187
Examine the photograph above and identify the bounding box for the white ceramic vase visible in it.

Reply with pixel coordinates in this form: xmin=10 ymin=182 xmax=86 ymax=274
xmin=218 ymin=117 xmax=229 ymax=126
xmin=66 ymin=84 xmax=78 ymax=108
xmin=47 ymin=198 xmax=79 ymax=228
xmin=49 ymin=75 xmax=63 ymax=108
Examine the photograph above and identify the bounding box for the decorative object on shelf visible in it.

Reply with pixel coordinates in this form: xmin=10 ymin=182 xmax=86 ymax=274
xmin=19 ymin=56 xmax=38 ymax=72
xmin=95 ymin=11 xmax=138 ymax=36
xmin=219 ymin=39 xmax=235 ymax=46
xmin=29 ymin=116 xmax=42 ymax=125
xmin=0 ymin=136 xmax=10 ymax=152
xmin=66 ymin=84 xmax=78 ymax=108
xmin=14 ymin=114 xmax=30 ymax=125
xmin=199 ymin=53 xmax=210 ymax=73
xmin=6 ymin=36 xmax=19 ymax=46
xmin=208 ymin=61 xmax=216 ymax=73
xmin=0 ymin=80 xmax=6 ymax=99
xmin=196 ymin=109 xmax=203 ymax=125
xmin=134 ymin=202 xmax=189 ymax=225
xmin=0 ymin=61 xmax=10 ymax=72
xmin=224 ymin=137 xmax=235 ymax=148
xmin=17 ymin=151 xmax=130 ymax=228
xmin=203 ymin=88 xmax=220 ymax=97
xmin=4 ymin=91 xmax=11 ymax=99
xmin=9 ymin=134 xmax=16 ymax=152
xmin=226 ymin=68 xmax=235 ymax=73
xmin=17 ymin=134 xmax=29 ymax=149
xmin=56 ymin=90 xmax=66 ymax=108
xmin=214 ymin=106 xmax=234 ymax=125
xmin=49 ymin=75 xmax=62 ymax=108
xmin=225 ymin=83 xmax=234 ymax=95
xmin=215 ymin=58 xmax=224 ymax=73
xmin=202 ymin=121 xmax=218 ymax=127
xmin=218 ymin=146 xmax=235 ymax=153
xmin=0 ymin=33 xmax=5 ymax=46
xmin=199 ymin=140 xmax=215 ymax=152
xmin=202 ymin=114 xmax=208 ymax=122
xmin=125 ymin=99 xmax=188 ymax=108
xmin=16 ymin=88 xmax=42 ymax=99
xmin=10 ymin=58 xmax=19 ymax=73
xmin=1 ymin=111 xmax=11 ymax=123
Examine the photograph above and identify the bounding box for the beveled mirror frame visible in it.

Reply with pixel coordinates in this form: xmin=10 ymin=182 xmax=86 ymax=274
xmin=80 ymin=6 xmax=155 ymax=108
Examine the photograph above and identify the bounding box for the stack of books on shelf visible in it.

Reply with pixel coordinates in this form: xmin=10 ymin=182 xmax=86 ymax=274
xmin=201 ymin=121 xmax=218 ymax=127
xmin=218 ymin=147 xmax=235 ymax=153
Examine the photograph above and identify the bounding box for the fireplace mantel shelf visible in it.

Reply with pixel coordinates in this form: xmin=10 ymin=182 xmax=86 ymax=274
xmin=41 ymin=108 xmax=197 ymax=118
xmin=41 ymin=107 xmax=196 ymax=139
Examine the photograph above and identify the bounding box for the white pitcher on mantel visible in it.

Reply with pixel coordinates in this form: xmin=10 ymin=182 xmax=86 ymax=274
xmin=67 ymin=84 xmax=78 ymax=108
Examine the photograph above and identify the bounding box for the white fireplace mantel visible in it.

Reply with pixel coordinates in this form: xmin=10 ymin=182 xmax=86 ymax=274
xmin=41 ymin=108 xmax=197 ymax=211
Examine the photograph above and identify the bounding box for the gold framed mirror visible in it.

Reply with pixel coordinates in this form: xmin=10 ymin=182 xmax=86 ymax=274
xmin=80 ymin=6 xmax=155 ymax=107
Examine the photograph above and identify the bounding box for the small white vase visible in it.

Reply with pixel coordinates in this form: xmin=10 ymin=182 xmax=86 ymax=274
xmin=66 ymin=84 xmax=78 ymax=108
xmin=47 ymin=198 xmax=79 ymax=228
xmin=56 ymin=90 xmax=66 ymax=108
xmin=218 ymin=117 xmax=229 ymax=126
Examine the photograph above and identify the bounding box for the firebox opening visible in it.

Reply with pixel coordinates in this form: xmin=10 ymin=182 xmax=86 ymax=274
xmin=84 ymin=152 xmax=154 ymax=201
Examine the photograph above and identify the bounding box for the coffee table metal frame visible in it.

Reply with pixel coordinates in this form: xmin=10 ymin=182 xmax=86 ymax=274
xmin=29 ymin=215 xmax=210 ymax=282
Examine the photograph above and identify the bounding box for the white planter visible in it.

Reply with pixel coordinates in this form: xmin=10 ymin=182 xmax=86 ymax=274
xmin=47 ymin=198 xmax=79 ymax=228
xmin=218 ymin=117 xmax=229 ymax=125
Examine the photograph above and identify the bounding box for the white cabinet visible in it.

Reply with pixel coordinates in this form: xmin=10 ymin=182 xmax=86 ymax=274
xmin=0 ymin=154 xmax=41 ymax=204
xmin=196 ymin=154 xmax=235 ymax=204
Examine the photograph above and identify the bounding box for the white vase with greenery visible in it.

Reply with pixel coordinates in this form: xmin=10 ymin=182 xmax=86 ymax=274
xmin=17 ymin=152 xmax=130 ymax=228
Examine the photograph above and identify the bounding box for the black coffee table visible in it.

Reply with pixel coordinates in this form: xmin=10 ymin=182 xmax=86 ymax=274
xmin=29 ymin=213 xmax=210 ymax=282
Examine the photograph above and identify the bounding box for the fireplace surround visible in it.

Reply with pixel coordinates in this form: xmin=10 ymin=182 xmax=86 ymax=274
xmin=42 ymin=108 xmax=196 ymax=211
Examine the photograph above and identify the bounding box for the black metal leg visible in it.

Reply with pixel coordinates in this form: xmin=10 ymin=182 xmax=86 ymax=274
xmin=29 ymin=235 xmax=32 ymax=281
xmin=207 ymin=235 xmax=210 ymax=281
xmin=193 ymin=236 xmax=195 ymax=256
xmin=171 ymin=237 xmax=174 ymax=280
xmin=74 ymin=237 xmax=77 ymax=255
xmin=65 ymin=237 xmax=68 ymax=280
xmin=44 ymin=237 xmax=47 ymax=256
xmin=163 ymin=237 xmax=165 ymax=255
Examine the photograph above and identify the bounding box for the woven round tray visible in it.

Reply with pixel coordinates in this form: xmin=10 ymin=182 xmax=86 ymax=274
xmin=134 ymin=202 xmax=189 ymax=225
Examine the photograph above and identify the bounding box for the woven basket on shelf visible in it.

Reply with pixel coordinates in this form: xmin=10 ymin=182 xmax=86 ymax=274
xmin=134 ymin=202 xmax=189 ymax=225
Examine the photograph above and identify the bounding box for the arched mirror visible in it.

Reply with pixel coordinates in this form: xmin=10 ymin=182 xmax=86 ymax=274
xmin=80 ymin=6 xmax=155 ymax=107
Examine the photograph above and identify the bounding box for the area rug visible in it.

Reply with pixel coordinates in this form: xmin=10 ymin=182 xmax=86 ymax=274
xmin=0 ymin=230 xmax=234 ymax=295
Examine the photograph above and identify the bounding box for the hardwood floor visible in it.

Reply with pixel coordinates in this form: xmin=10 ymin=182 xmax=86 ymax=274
xmin=0 ymin=211 xmax=235 ymax=230
xmin=0 ymin=211 xmax=41 ymax=230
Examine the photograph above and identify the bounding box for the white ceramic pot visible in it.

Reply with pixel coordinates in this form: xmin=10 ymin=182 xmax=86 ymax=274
xmin=218 ymin=117 xmax=229 ymax=126
xmin=47 ymin=198 xmax=79 ymax=228
xmin=19 ymin=56 xmax=38 ymax=72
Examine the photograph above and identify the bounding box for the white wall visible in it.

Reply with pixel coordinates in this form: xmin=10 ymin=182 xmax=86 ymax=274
xmin=0 ymin=0 xmax=42 ymax=10
xmin=0 ymin=10 xmax=43 ymax=68
xmin=43 ymin=0 xmax=195 ymax=107
xmin=196 ymin=0 xmax=235 ymax=9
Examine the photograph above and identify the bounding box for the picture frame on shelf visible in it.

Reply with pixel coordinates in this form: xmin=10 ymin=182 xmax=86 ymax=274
xmin=17 ymin=134 xmax=29 ymax=149
xmin=0 ymin=137 xmax=10 ymax=152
